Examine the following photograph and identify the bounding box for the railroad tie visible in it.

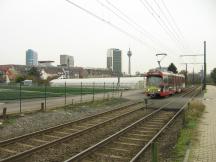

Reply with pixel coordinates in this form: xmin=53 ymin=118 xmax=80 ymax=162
xmin=120 ymin=137 xmax=147 ymax=142
xmin=105 ymin=147 xmax=130 ymax=153
xmin=54 ymin=131 xmax=70 ymax=135
xmin=128 ymin=133 xmax=153 ymax=138
xmin=0 ymin=147 xmax=17 ymax=154
xmin=31 ymin=138 xmax=48 ymax=143
xmin=73 ymin=125 xmax=88 ymax=129
xmin=82 ymin=123 xmax=96 ymax=127
xmin=113 ymin=141 xmax=141 ymax=147
xmin=16 ymin=142 xmax=34 ymax=148
xmin=43 ymin=134 xmax=60 ymax=139
xmin=64 ymin=128 xmax=80 ymax=132
xmin=94 ymin=152 xmax=130 ymax=161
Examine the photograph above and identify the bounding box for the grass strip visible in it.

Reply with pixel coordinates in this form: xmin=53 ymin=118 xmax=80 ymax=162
xmin=172 ymin=99 xmax=205 ymax=161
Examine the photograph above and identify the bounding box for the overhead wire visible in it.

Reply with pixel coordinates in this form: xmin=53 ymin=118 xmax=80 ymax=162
xmin=153 ymin=0 xmax=181 ymax=42
xmin=65 ymin=0 xmax=156 ymax=51
xmin=160 ymin=0 xmax=192 ymax=51
xmin=96 ymin=0 xmax=160 ymax=50
xmin=140 ymin=0 xmax=186 ymax=51
xmin=153 ymin=0 xmax=189 ymax=50
xmin=105 ymin=0 xmax=175 ymax=53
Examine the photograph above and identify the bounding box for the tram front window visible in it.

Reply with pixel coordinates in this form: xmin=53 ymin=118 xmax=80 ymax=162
xmin=147 ymin=76 xmax=162 ymax=86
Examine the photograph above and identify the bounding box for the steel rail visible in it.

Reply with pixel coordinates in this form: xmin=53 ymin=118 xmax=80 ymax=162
xmin=0 ymin=87 xmax=196 ymax=162
xmin=0 ymin=101 xmax=141 ymax=147
xmin=64 ymin=87 xmax=197 ymax=162
xmin=0 ymin=87 xmax=191 ymax=147
xmin=0 ymin=101 xmax=151 ymax=162
xmin=130 ymin=86 xmax=201 ymax=162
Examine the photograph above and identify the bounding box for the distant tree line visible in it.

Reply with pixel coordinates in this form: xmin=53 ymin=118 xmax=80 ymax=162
xmin=167 ymin=63 xmax=215 ymax=85
xmin=15 ymin=67 xmax=55 ymax=85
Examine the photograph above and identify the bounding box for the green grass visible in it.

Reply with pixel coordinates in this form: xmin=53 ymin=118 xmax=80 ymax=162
xmin=1 ymin=116 xmax=17 ymax=127
xmin=172 ymin=100 xmax=205 ymax=161
xmin=62 ymin=97 xmax=129 ymax=114
xmin=0 ymin=84 xmax=114 ymax=100
xmin=66 ymin=97 xmax=128 ymax=109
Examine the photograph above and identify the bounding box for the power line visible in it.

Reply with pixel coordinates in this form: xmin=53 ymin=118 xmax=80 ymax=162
xmin=161 ymin=0 xmax=185 ymax=41
xmin=96 ymin=0 xmax=161 ymax=51
xmin=105 ymin=0 xmax=175 ymax=53
xmin=106 ymin=0 xmax=159 ymax=43
xmin=160 ymin=0 xmax=191 ymax=51
xmin=96 ymin=0 xmax=135 ymax=31
xmin=65 ymin=0 xmax=155 ymax=50
xmin=140 ymin=0 xmax=185 ymax=51
xmin=143 ymin=0 xmax=184 ymax=49
xmin=153 ymin=0 xmax=182 ymax=43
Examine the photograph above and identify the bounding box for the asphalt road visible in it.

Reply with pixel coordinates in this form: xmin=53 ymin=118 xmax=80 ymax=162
xmin=0 ymin=90 xmax=146 ymax=115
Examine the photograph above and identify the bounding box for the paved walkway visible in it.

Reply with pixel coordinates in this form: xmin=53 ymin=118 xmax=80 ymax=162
xmin=0 ymin=89 xmax=145 ymax=115
xmin=190 ymin=85 xmax=216 ymax=162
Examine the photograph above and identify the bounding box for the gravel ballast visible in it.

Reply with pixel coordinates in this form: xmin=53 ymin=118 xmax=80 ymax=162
xmin=0 ymin=98 xmax=130 ymax=141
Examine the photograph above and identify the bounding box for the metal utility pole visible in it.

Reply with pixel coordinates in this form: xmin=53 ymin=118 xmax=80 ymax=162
xmin=67 ymin=58 xmax=70 ymax=79
xmin=203 ymin=41 xmax=206 ymax=90
xmin=180 ymin=41 xmax=206 ymax=89
xmin=186 ymin=63 xmax=188 ymax=86
xmin=181 ymin=63 xmax=188 ymax=86
xmin=181 ymin=63 xmax=203 ymax=86
xmin=180 ymin=52 xmax=204 ymax=86
xmin=192 ymin=68 xmax=195 ymax=85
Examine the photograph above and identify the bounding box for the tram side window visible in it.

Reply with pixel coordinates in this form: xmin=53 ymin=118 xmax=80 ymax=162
xmin=163 ymin=76 xmax=168 ymax=85
xmin=168 ymin=76 xmax=173 ymax=85
xmin=176 ymin=77 xmax=180 ymax=87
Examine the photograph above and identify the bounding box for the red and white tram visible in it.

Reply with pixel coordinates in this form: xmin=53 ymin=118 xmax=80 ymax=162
xmin=145 ymin=69 xmax=185 ymax=97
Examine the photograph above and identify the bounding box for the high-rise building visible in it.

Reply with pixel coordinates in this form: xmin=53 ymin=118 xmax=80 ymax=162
xmin=60 ymin=55 xmax=74 ymax=67
xmin=107 ymin=48 xmax=122 ymax=74
xmin=26 ymin=49 xmax=38 ymax=66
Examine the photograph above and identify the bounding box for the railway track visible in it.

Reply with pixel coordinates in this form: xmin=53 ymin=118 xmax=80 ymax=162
xmin=0 ymin=87 xmax=199 ymax=162
xmin=0 ymin=100 xmax=153 ymax=162
xmin=64 ymin=87 xmax=201 ymax=162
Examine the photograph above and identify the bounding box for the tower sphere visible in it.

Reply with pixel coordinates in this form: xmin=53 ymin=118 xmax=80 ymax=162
xmin=127 ymin=48 xmax=132 ymax=57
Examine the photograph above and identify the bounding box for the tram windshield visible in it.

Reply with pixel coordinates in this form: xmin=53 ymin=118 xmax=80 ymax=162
xmin=147 ymin=76 xmax=162 ymax=86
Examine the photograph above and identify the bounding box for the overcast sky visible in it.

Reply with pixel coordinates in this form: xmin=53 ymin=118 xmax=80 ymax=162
xmin=0 ymin=0 xmax=215 ymax=74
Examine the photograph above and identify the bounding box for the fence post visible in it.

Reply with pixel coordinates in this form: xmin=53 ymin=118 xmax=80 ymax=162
xmin=120 ymin=90 xmax=123 ymax=98
xmin=3 ymin=107 xmax=7 ymax=120
xmin=44 ymin=84 xmax=47 ymax=111
xmin=152 ymin=142 xmax=158 ymax=162
xmin=183 ymin=109 xmax=186 ymax=126
xmin=92 ymin=82 xmax=95 ymax=102
xmin=112 ymin=82 xmax=114 ymax=98
xmin=64 ymin=82 xmax=67 ymax=105
xmin=41 ymin=102 xmax=45 ymax=112
xmin=103 ymin=82 xmax=105 ymax=100
xmin=80 ymin=82 xmax=83 ymax=103
xmin=19 ymin=82 xmax=22 ymax=114
xmin=144 ymin=98 xmax=148 ymax=110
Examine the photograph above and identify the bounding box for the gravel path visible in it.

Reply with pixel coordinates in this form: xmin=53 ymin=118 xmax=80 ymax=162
xmin=22 ymin=108 xmax=152 ymax=162
xmin=0 ymin=98 xmax=129 ymax=141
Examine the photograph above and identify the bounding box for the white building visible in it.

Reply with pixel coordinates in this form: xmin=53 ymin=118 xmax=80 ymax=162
xmin=38 ymin=61 xmax=54 ymax=67
xmin=60 ymin=55 xmax=74 ymax=67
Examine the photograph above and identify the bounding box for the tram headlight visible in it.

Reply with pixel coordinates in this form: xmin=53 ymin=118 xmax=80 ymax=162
xmin=157 ymin=89 xmax=160 ymax=92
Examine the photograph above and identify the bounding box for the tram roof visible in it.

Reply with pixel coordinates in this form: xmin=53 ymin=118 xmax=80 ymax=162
xmin=146 ymin=69 xmax=185 ymax=78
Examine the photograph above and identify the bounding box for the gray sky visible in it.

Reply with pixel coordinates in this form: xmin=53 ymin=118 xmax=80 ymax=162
xmin=0 ymin=0 xmax=215 ymax=74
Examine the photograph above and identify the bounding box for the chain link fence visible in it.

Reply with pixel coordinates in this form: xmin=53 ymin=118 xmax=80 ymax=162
xmin=0 ymin=81 xmax=144 ymax=115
